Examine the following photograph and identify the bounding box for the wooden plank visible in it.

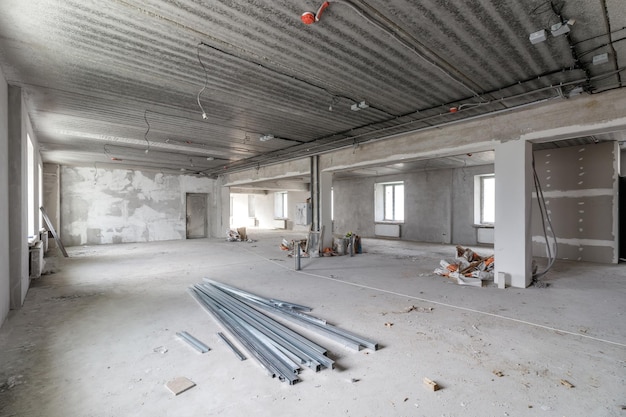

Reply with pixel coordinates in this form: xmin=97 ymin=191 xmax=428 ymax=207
xmin=423 ymin=377 xmax=440 ymax=391
xmin=40 ymin=206 xmax=68 ymax=258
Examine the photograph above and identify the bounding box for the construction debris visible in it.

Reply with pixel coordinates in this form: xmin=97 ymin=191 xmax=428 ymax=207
xmin=433 ymin=245 xmax=495 ymax=286
xmin=423 ymin=377 xmax=440 ymax=391
xmin=226 ymin=227 xmax=253 ymax=242
xmin=176 ymin=331 xmax=210 ymax=353
xmin=560 ymin=379 xmax=575 ymax=388
xmin=165 ymin=376 xmax=196 ymax=395
xmin=188 ymin=279 xmax=378 ymax=385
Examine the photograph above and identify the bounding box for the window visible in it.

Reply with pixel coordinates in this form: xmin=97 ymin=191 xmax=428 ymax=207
xmin=247 ymin=194 xmax=256 ymax=218
xmin=274 ymin=191 xmax=288 ymax=219
xmin=27 ymin=133 xmax=36 ymax=236
xmin=474 ymin=174 xmax=495 ymax=224
xmin=375 ymin=182 xmax=404 ymax=222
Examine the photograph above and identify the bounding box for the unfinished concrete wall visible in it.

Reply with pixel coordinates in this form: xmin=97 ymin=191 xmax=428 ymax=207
xmin=333 ymin=165 xmax=492 ymax=245
xmin=332 ymin=176 xmax=376 ymax=238
xmin=451 ymin=164 xmax=494 ymax=245
xmin=0 ymin=67 xmax=9 ymax=325
xmin=532 ymin=142 xmax=619 ymax=263
xmin=8 ymin=86 xmax=29 ymax=309
xmin=60 ymin=167 xmax=215 ymax=246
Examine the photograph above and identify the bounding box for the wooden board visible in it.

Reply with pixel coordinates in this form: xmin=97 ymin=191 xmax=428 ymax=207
xmin=40 ymin=206 xmax=68 ymax=258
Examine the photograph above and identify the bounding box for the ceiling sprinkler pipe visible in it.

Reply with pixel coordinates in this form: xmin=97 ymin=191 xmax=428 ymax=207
xmin=301 ymin=1 xmax=330 ymax=24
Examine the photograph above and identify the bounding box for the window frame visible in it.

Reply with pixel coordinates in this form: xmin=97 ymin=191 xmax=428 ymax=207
xmin=474 ymin=174 xmax=495 ymax=225
xmin=375 ymin=181 xmax=404 ymax=223
xmin=274 ymin=191 xmax=288 ymax=219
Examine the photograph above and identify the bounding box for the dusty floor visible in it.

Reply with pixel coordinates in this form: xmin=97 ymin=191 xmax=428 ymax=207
xmin=0 ymin=231 xmax=625 ymax=417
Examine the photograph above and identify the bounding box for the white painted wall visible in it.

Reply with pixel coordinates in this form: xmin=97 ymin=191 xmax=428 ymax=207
xmin=230 ymin=190 xmax=310 ymax=232
xmin=0 ymin=65 xmax=10 ymax=326
xmin=60 ymin=167 xmax=216 ymax=246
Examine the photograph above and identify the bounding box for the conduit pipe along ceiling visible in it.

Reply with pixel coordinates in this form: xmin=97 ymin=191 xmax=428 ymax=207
xmin=0 ymin=0 xmax=624 ymax=175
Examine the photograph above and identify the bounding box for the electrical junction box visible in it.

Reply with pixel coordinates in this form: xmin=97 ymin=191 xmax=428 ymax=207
xmin=593 ymin=53 xmax=609 ymax=65
xmin=550 ymin=22 xmax=570 ymax=36
xmin=529 ymin=29 xmax=547 ymax=44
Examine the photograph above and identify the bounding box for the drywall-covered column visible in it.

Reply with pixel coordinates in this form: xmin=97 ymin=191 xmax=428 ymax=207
xmin=8 ymin=85 xmax=28 ymax=308
xmin=319 ymin=170 xmax=333 ymax=249
xmin=494 ymin=140 xmax=532 ymax=288
xmin=0 ymin=67 xmax=10 ymax=325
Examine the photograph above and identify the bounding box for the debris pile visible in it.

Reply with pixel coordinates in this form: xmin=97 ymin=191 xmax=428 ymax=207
xmin=434 ymin=245 xmax=494 ymax=286
xmin=189 ymin=279 xmax=378 ymax=385
xmin=226 ymin=227 xmax=253 ymax=242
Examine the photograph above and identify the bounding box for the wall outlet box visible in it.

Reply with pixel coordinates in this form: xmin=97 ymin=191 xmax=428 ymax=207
xmin=529 ymin=30 xmax=547 ymax=44
xmin=551 ymin=22 xmax=570 ymax=36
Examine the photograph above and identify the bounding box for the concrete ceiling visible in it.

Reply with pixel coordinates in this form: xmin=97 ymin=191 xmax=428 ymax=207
xmin=0 ymin=0 xmax=624 ymax=177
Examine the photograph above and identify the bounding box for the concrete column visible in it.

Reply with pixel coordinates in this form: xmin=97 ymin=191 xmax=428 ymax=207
xmin=8 ymin=85 xmax=28 ymax=308
xmin=310 ymin=155 xmax=333 ymax=248
xmin=0 ymin=67 xmax=10 ymax=325
xmin=494 ymin=140 xmax=533 ymax=288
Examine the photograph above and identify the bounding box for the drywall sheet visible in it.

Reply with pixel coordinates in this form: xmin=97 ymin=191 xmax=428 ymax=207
xmin=532 ymin=142 xmax=618 ymax=263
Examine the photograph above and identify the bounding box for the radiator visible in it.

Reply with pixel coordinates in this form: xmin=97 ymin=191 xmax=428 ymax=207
xmin=272 ymin=219 xmax=287 ymax=229
xmin=375 ymin=223 xmax=401 ymax=238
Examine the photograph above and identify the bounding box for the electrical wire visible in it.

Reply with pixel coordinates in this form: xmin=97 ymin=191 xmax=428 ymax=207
xmin=571 ymin=26 xmax=626 ymax=46
xmin=331 ymin=0 xmax=488 ymax=102
xmin=531 ymin=154 xmax=558 ymax=282
xmin=197 ymin=41 xmax=396 ymax=118
xmin=196 ymin=43 xmax=210 ymax=120
xmin=578 ymin=36 xmax=626 ymax=58
xmin=143 ymin=110 xmax=151 ymax=153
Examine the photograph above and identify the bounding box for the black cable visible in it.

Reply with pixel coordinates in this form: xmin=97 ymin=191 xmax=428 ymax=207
xmin=531 ymin=154 xmax=558 ymax=282
xmin=196 ymin=43 xmax=210 ymax=119
xmin=198 ymin=41 xmax=397 ymax=118
xmin=143 ymin=110 xmax=151 ymax=153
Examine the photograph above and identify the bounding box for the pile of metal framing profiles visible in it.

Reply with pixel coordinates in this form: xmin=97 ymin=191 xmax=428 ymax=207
xmin=188 ymin=279 xmax=378 ymax=385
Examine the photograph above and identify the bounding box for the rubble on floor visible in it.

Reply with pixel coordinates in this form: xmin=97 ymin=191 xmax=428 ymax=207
xmin=226 ymin=227 xmax=254 ymax=242
xmin=433 ymin=245 xmax=494 ymax=286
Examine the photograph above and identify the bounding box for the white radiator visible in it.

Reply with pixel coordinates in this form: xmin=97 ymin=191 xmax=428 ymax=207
xmin=272 ymin=219 xmax=287 ymax=229
xmin=375 ymin=223 xmax=401 ymax=238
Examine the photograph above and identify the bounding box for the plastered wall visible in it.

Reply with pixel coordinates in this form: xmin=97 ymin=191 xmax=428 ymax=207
xmin=532 ymin=142 xmax=619 ymax=263
xmin=60 ymin=167 xmax=215 ymax=246
xmin=333 ymin=164 xmax=492 ymax=244
xmin=0 ymin=66 xmax=10 ymax=325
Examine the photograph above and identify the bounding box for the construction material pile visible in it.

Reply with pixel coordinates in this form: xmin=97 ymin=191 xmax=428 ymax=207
xmin=434 ymin=245 xmax=494 ymax=287
xmin=189 ymin=279 xmax=378 ymax=385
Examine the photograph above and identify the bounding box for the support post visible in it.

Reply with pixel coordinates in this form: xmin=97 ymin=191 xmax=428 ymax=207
xmin=494 ymin=140 xmax=533 ymax=288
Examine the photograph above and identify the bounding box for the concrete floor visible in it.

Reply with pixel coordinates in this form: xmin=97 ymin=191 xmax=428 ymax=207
xmin=0 ymin=231 xmax=625 ymax=417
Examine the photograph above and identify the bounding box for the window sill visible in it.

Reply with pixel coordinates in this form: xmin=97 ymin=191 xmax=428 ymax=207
xmin=472 ymin=224 xmax=494 ymax=228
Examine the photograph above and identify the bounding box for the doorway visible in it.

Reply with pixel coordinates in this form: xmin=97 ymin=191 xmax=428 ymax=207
xmin=186 ymin=193 xmax=208 ymax=239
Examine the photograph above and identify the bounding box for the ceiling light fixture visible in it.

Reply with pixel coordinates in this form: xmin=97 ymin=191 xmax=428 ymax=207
xmin=259 ymin=134 xmax=275 ymax=142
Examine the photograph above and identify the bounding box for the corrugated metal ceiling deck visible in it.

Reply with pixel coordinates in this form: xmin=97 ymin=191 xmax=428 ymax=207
xmin=0 ymin=0 xmax=623 ymax=176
